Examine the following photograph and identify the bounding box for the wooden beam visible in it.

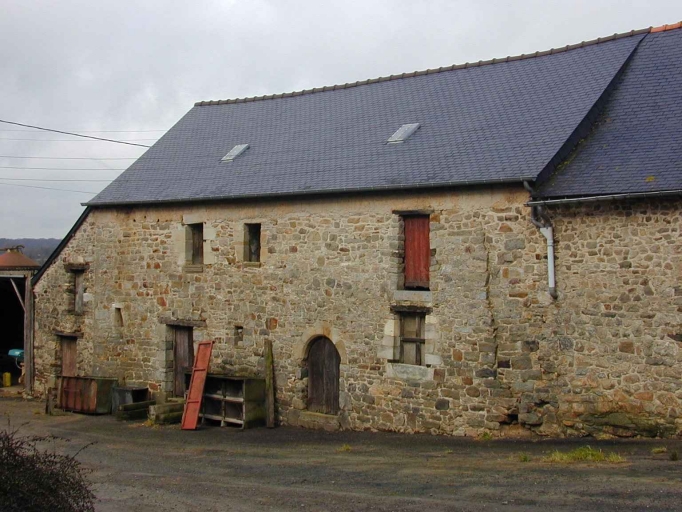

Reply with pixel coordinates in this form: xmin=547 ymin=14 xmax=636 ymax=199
xmin=24 ymin=275 xmax=34 ymax=394
xmin=265 ymin=339 xmax=275 ymax=428
xmin=9 ymin=278 xmax=25 ymax=312
xmin=158 ymin=317 xmax=207 ymax=328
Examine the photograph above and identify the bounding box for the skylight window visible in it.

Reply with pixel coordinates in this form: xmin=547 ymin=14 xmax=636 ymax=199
xmin=387 ymin=123 xmax=420 ymax=144
xmin=221 ymin=143 xmax=250 ymax=162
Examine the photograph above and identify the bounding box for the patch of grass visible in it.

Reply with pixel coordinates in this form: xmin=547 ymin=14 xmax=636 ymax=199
xmin=518 ymin=453 xmax=531 ymax=463
xmin=444 ymin=449 xmax=454 ymax=455
xmin=478 ymin=432 xmax=493 ymax=441
xmin=651 ymin=446 xmax=667 ymax=455
xmin=669 ymin=450 xmax=679 ymax=461
xmin=545 ymin=445 xmax=625 ymax=464
xmin=336 ymin=444 xmax=352 ymax=453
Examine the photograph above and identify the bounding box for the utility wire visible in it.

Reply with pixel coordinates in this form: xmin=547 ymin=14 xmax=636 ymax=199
xmin=0 ymin=166 xmax=126 ymax=171
xmin=0 ymin=156 xmax=137 ymax=160
xmin=0 ymin=138 xmax=158 ymax=142
xmin=0 ymin=129 xmax=166 ymax=133
xmin=0 ymin=178 xmax=111 ymax=182
xmin=0 ymin=182 xmax=96 ymax=194
xmin=0 ymin=119 xmax=151 ymax=148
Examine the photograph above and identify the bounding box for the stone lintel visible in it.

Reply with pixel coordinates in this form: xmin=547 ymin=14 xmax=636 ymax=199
xmin=392 ymin=290 xmax=432 ymax=304
xmin=158 ymin=318 xmax=207 ymax=328
xmin=386 ymin=362 xmax=434 ymax=382
xmin=392 ymin=209 xmax=434 ymax=216
xmin=64 ymin=263 xmax=89 ymax=272
xmin=390 ymin=304 xmax=432 ymax=314
xmin=54 ymin=330 xmax=84 ymax=339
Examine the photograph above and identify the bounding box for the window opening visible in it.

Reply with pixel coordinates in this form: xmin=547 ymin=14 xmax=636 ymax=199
xmin=244 ymin=223 xmax=261 ymax=263
xmin=234 ymin=325 xmax=244 ymax=346
xmin=114 ymin=307 xmax=123 ymax=328
xmin=188 ymin=223 xmax=204 ymax=265
xmin=73 ymin=271 xmax=85 ymax=314
xmin=400 ymin=313 xmax=426 ymax=366
xmin=403 ymin=215 xmax=430 ymax=290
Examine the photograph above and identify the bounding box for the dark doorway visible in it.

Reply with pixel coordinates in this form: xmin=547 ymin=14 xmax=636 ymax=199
xmin=0 ymin=278 xmax=25 ymax=380
xmin=173 ymin=327 xmax=194 ymax=397
xmin=307 ymin=337 xmax=340 ymax=414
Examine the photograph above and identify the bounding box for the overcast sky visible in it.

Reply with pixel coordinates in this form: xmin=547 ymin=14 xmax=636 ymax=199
xmin=0 ymin=0 xmax=678 ymax=238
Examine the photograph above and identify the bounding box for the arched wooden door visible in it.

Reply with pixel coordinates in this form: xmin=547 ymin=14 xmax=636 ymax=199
xmin=307 ymin=337 xmax=340 ymax=414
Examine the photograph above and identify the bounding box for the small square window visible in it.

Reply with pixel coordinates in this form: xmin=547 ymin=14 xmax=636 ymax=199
xmin=244 ymin=224 xmax=261 ymax=263
xmin=234 ymin=325 xmax=244 ymax=346
xmin=400 ymin=313 xmax=425 ymax=366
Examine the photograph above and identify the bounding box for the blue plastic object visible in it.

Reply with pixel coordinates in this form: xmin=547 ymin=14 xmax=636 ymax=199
xmin=8 ymin=349 xmax=24 ymax=363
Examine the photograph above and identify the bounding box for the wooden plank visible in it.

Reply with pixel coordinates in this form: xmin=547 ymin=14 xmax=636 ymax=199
xmin=24 ymin=274 xmax=34 ymax=394
xmin=265 ymin=339 xmax=275 ymax=428
xmin=61 ymin=338 xmax=77 ymax=377
xmin=403 ymin=215 xmax=430 ymax=289
xmin=181 ymin=340 xmax=214 ymax=430
xmin=173 ymin=327 xmax=193 ymax=397
xmin=74 ymin=271 xmax=84 ymax=314
xmin=117 ymin=400 xmax=156 ymax=412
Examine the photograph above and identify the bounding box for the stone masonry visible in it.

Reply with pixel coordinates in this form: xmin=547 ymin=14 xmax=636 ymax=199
xmin=32 ymin=187 xmax=682 ymax=437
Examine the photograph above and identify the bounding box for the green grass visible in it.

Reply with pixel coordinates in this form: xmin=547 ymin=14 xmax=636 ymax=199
xmin=478 ymin=432 xmax=493 ymax=441
xmin=670 ymin=450 xmax=679 ymax=461
xmin=518 ymin=453 xmax=531 ymax=463
xmin=336 ymin=444 xmax=352 ymax=453
xmin=651 ymin=446 xmax=667 ymax=455
xmin=545 ymin=446 xmax=625 ymax=464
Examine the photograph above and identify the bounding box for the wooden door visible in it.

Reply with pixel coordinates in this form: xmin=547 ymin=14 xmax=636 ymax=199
xmin=174 ymin=327 xmax=194 ymax=397
xmin=61 ymin=337 xmax=77 ymax=377
xmin=307 ymin=337 xmax=340 ymax=414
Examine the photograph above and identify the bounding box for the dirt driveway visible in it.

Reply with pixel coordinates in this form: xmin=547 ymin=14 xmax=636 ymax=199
xmin=2 ymin=397 xmax=681 ymax=511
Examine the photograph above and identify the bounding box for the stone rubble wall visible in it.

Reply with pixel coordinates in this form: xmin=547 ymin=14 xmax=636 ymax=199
xmin=32 ymin=188 xmax=682 ymax=437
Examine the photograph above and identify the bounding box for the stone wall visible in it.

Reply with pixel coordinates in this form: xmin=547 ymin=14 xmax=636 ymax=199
xmin=32 ymin=189 xmax=682 ymax=437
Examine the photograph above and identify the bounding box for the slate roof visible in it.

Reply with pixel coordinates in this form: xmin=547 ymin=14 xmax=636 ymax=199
xmin=536 ymin=26 xmax=682 ymax=198
xmin=87 ymin=25 xmax=680 ymax=207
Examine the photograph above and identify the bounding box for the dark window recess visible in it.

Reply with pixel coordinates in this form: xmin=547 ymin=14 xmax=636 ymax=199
xmin=189 ymin=223 xmax=204 ymax=265
xmin=400 ymin=313 xmax=426 ymax=366
xmin=403 ymin=215 xmax=430 ymax=289
xmin=244 ymin=223 xmax=261 ymax=262
xmin=72 ymin=271 xmax=85 ymax=314
xmin=114 ymin=307 xmax=123 ymax=328
xmin=234 ymin=325 xmax=244 ymax=346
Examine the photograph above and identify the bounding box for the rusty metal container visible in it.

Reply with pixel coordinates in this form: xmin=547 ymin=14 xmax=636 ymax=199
xmin=58 ymin=376 xmax=118 ymax=414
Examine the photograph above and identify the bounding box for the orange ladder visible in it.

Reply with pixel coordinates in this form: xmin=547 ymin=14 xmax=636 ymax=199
xmin=181 ymin=340 xmax=214 ymax=430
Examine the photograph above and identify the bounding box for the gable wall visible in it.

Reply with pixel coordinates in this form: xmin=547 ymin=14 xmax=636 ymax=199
xmin=32 ymin=189 xmax=682 ymax=437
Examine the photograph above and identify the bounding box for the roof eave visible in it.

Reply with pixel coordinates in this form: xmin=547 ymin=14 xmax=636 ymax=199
xmin=84 ymin=177 xmax=530 ymax=208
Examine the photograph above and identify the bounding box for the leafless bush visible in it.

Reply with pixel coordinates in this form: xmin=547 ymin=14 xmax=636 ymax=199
xmin=0 ymin=425 xmax=95 ymax=512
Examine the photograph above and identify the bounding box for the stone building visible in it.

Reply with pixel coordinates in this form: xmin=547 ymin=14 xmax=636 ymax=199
xmin=32 ymin=24 xmax=681 ymax=437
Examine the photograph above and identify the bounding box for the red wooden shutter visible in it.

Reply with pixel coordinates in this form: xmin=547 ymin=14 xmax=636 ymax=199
xmin=404 ymin=215 xmax=430 ymax=289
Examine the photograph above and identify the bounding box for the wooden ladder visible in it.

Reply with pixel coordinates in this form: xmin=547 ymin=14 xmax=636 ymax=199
xmin=181 ymin=340 xmax=214 ymax=430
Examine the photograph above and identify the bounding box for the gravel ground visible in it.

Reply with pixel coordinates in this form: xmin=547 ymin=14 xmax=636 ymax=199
xmin=2 ymin=397 xmax=682 ymax=511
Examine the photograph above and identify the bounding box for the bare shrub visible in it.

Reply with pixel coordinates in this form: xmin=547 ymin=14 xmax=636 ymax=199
xmin=0 ymin=425 xmax=95 ymax=511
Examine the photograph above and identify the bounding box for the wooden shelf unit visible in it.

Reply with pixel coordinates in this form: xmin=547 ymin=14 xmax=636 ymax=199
xmin=187 ymin=373 xmax=266 ymax=429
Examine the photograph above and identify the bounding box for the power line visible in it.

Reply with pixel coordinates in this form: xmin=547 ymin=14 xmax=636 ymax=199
xmin=0 ymin=177 xmax=111 ymax=182
xmin=0 ymin=138 xmax=158 ymax=142
xmin=0 ymin=156 xmax=137 ymax=160
xmin=0 ymin=182 xmax=96 ymax=194
xmin=0 ymin=166 xmax=126 ymax=171
xmin=0 ymin=119 xmax=151 ymax=148
xmin=0 ymin=129 xmax=166 ymax=133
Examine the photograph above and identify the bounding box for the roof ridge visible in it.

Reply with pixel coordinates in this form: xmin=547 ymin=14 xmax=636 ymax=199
xmin=194 ymin=22 xmax=679 ymax=108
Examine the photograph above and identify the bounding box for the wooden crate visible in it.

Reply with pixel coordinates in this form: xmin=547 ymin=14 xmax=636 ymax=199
xmin=58 ymin=376 xmax=118 ymax=414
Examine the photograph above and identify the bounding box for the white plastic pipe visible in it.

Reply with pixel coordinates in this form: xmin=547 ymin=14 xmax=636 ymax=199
xmin=539 ymin=226 xmax=557 ymax=299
